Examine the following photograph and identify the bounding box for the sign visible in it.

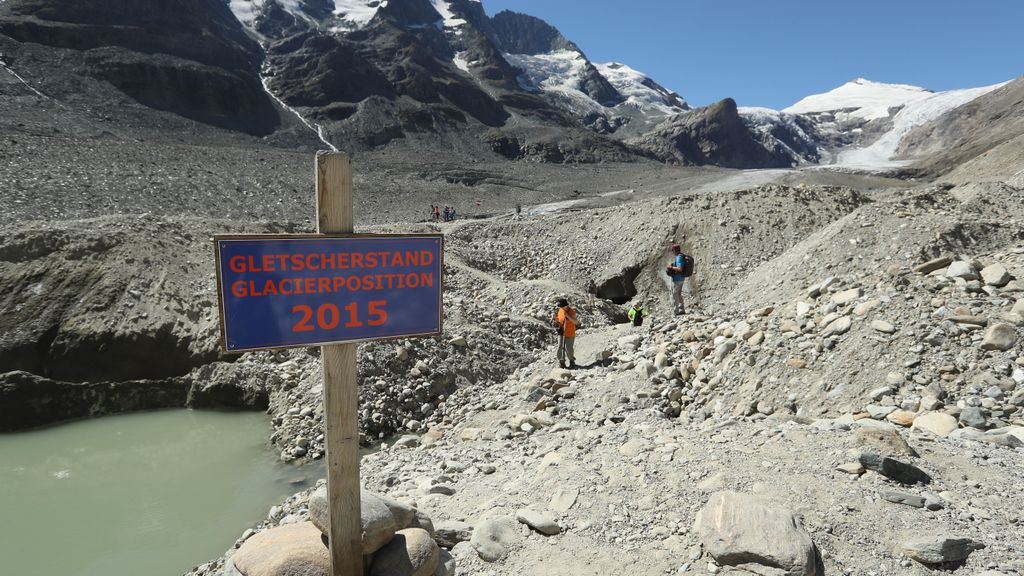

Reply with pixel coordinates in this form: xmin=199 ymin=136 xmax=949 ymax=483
xmin=214 ymin=234 xmax=443 ymax=352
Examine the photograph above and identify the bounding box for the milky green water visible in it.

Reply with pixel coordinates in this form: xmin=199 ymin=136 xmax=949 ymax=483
xmin=0 ymin=409 xmax=323 ymax=576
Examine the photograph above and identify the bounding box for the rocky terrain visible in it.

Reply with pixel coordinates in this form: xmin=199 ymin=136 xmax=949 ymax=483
xmin=172 ymin=176 xmax=1023 ymax=576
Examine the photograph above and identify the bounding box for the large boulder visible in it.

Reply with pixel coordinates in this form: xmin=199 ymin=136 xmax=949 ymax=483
xmin=308 ymin=486 xmax=398 ymax=555
xmin=694 ymin=492 xmax=824 ymax=576
xmin=369 ymin=528 xmax=440 ymax=576
xmin=231 ymin=523 xmax=329 ymax=576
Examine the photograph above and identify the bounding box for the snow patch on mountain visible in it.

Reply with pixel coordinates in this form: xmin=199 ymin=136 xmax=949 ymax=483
xmin=595 ymin=62 xmax=687 ymax=116
xmin=332 ymin=0 xmax=387 ymax=31
xmin=836 ymin=82 xmax=1008 ymax=169
xmin=505 ymin=50 xmax=600 ymax=112
xmin=430 ymin=0 xmax=466 ymax=28
xmin=784 ymin=78 xmax=932 ymax=121
xmin=228 ymin=0 xmax=265 ymax=25
xmin=453 ymin=52 xmax=471 ymax=73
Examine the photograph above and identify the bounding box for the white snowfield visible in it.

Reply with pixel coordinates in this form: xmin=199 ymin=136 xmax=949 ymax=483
xmin=505 ymin=49 xmax=598 ymax=112
xmin=595 ymin=62 xmax=687 ymax=115
xmin=784 ymin=78 xmax=932 ymax=121
xmin=228 ymin=0 xmax=387 ymax=30
xmin=504 ymin=51 xmax=688 ymax=116
xmin=430 ymin=0 xmax=466 ymax=28
xmin=836 ymin=81 xmax=1007 ymax=169
xmin=332 ymin=0 xmax=387 ymax=30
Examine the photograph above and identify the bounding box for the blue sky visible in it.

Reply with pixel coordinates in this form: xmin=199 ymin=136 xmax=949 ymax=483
xmin=482 ymin=0 xmax=1024 ymax=109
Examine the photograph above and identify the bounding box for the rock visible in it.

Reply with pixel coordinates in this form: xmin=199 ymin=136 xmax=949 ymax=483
xmin=980 ymin=263 xmax=1012 ymax=287
xmin=618 ymin=335 xmax=643 ymax=351
xmin=945 ymin=261 xmax=978 ymax=280
xmin=516 ymin=509 xmax=561 ymax=535
xmin=232 ymin=523 xmax=329 ymax=576
xmin=1013 ymin=299 xmax=1024 ymax=317
xmin=694 ymin=492 xmax=823 ymax=576
xmin=866 ymin=405 xmax=896 ymax=420
xmin=885 ymin=410 xmax=915 ymax=427
xmin=433 ymin=549 xmax=456 ymax=576
xmin=434 ymin=521 xmax=473 ymax=548
xmin=714 ymin=341 xmax=737 ymax=362
xmin=881 ymin=491 xmax=925 ymax=508
xmin=549 ymin=487 xmax=579 ymax=512
xmin=377 ymin=494 xmax=417 ymax=530
xmin=914 ymin=256 xmax=953 ymax=275
xmin=408 ymin=509 xmax=435 ymax=538
xmin=870 ymin=320 xmax=896 ymax=334
xmin=911 ymin=412 xmax=958 ymax=436
xmin=795 ymin=301 xmax=812 ymax=316
xmin=854 ymin=428 xmax=918 ymax=457
xmin=831 ymin=288 xmax=862 ymax=305
xmin=308 ymin=487 xmax=397 ymax=555
xmin=786 ymin=358 xmax=807 ymax=369
xmin=981 ymin=323 xmax=1017 ymax=351
xmin=901 ymin=536 xmax=984 ymax=564
xmin=854 ymin=299 xmax=882 ymax=316
xmin=868 ymin=386 xmax=894 ymax=401
xmin=858 ymin=452 xmax=931 ymax=484
xmin=448 ymin=336 xmax=467 ymax=347
xmin=821 ymin=316 xmax=852 ymax=337
xmin=369 ymin=528 xmax=440 ymax=576
xmin=836 ymin=462 xmax=864 ymax=475
xmin=470 ymin=518 xmax=520 ymax=562
xmin=959 ymin=406 xmax=987 ymax=429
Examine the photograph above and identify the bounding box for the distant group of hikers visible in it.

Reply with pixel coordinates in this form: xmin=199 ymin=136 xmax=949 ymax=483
xmin=551 ymin=241 xmax=694 ymax=369
xmin=429 ymin=204 xmax=457 ymax=222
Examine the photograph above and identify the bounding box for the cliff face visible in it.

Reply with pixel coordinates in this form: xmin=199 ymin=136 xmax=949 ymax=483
xmin=0 ymin=0 xmax=281 ymax=134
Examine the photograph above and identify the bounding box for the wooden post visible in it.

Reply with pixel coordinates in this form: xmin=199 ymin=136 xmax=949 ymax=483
xmin=315 ymin=152 xmax=363 ymax=576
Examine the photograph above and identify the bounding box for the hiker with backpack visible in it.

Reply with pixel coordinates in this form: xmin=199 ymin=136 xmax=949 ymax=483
xmin=666 ymin=243 xmax=694 ymax=315
xmin=628 ymin=301 xmax=648 ymax=326
xmin=552 ymin=298 xmax=578 ymax=369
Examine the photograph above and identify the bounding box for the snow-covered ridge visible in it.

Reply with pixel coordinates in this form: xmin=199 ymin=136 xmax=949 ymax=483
xmin=596 ymin=62 xmax=687 ymax=115
xmin=784 ymin=78 xmax=932 ymax=121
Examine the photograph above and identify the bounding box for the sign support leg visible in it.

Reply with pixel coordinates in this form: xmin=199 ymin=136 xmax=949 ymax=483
xmin=316 ymin=151 xmax=363 ymax=576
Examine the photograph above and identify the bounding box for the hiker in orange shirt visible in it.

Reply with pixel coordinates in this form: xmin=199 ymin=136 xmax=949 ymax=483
xmin=552 ymin=298 xmax=578 ymax=369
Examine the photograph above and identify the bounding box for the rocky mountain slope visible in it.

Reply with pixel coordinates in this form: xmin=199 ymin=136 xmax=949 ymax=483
xmin=897 ymin=77 xmax=1024 ymax=182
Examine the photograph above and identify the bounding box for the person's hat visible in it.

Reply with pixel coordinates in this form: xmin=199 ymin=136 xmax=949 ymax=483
xmin=671 ymin=243 xmax=681 ymax=250
xmin=556 ymin=298 xmax=568 ymax=306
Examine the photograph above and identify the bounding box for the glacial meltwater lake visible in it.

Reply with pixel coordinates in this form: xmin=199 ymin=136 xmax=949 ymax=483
xmin=0 ymin=409 xmax=323 ymax=576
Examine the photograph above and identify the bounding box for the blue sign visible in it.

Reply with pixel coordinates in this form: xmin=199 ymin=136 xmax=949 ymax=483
xmin=214 ymin=234 xmax=443 ymax=352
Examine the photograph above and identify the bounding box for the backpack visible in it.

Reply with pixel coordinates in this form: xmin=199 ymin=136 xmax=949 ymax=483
xmin=679 ymin=254 xmax=695 ymax=277
xmin=630 ymin=307 xmax=644 ymax=326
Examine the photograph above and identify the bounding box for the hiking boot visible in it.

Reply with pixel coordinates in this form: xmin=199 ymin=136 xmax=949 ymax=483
xmin=569 ymin=362 xmax=578 ymax=369
xmin=559 ymin=361 xmax=566 ymax=369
